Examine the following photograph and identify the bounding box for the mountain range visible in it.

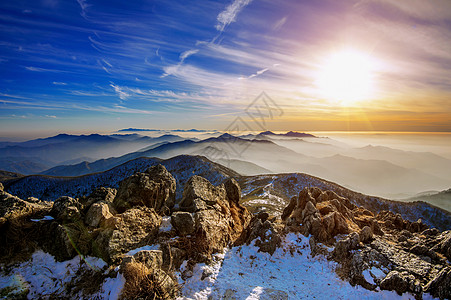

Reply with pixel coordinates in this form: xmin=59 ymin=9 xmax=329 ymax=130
xmin=1 ymin=131 xmax=450 ymax=204
xmin=0 ymin=133 xmax=185 ymax=174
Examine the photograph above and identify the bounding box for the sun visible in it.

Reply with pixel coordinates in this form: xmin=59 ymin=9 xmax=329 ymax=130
xmin=315 ymin=49 xmax=376 ymax=105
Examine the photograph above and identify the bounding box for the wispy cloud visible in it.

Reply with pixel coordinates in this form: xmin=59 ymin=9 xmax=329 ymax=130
xmin=180 ymin=49 xmax=199 ymax=62
xmin=110 ymin=83 xmax=130 ymax=100
xmin=215 ymin=0 xmax=253 ymax=32
xmin=273 ymin=16 xmax=287 ymax=31
xmin=239 ymin=68 xmax=269 ymax=80
xmin=45 ymin=114 xmax=57 ymax=118
xmin=52 ymin=82 xmax=67 ymax=85
xmin=25 ymin=66 xmax=65 ymax=73
xmin=76 ymin=0 xmax=91 ymax=18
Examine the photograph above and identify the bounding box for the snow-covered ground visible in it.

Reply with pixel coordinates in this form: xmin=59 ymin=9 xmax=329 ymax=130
xmin=0 ymin=251 xmax=124 ymax=299
xmin=0 ymin=233 xmax=439 ymax=299
xmin=177 ymin=233 xmax=435 ymax=300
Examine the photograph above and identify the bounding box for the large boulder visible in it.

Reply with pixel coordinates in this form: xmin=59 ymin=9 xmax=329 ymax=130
xmin=50 ymin=196 xmax=82 ymax=223
xmin=85 ymin=202 xmax=113 ymax=227
xmin=176 ymin=176 xmax=251 ymax=261
xmin=80 ymin=187 xmax=117 ymax=214
xmin=0 ymin=190 xmax=52 ymax=261
xmin=379 ymin=270 xmax=419 ymax=295
xmin=94 ymin=207 xmax=162 ymax=263
xmin=171 ymin=211 xmax=195 ymax=236
xmin=113 ymin=164 xmax=176 ymax=214
xmin=179 ymin=176 xmax=227 ymax=212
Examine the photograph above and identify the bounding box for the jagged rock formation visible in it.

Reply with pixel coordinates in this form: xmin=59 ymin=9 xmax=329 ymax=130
xmin=1 ymin=171 xmax=450 ymax=299
xmin=113 ymin=164 xmax=176 ymax=214
xmin=281 ymin=187 xmax=450 ymax=299
xmin=0 ymin=165 xmax=251 ymax=298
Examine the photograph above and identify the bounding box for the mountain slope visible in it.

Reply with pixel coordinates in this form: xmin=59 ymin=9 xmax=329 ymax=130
xmin=3 ymin=155 xmax=450 ymax=231
xmin=5 ymin=155 xmax=238 ymax=201
xmin=403 ymin=188 xmax=451 ymax=212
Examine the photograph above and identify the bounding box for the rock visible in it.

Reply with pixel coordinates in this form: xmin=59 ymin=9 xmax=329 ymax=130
xmin=257 ymin=211 xmax=269 ymax=222
xmin=281 ymin=196 xmax=297 ymax=221
xmin=81 ymin=187 xmax=117 ymax=214
xmin=379 ymin=271 xmax=409 ymax=294
xmin=436 ymin=231 xmax=451 ymax=260
xmin=424 ymin=266 xmax=451 ymax=299
xmin=223 ymin=178 xmax=241 ymax=204
xmin=133 ymin=250 xmax=163 ymax=270
xmin=161 ymin=243 xmax=186 ymax=270
xmin=50 ymin=196 xmax=82 ymax=223
xmin=246 ymin=218 xmax=281 ymax=255
xmin=179 ymin=176 xmax=226 ymax=212
xmin=409 ymin=219 xmax=427 ymax=233
xmin=85 ymin=202 xmax=113 ymax=227
xmin=177 ymin=176 xmax=251 ymax=260
xmin=409 ymin=244 xmax=428 ymax=256
xmin=422 ymin=228 xmax=439 ymax=236
xmin=349 ymin=232 xmax=360 ymax=249
xmin=360 ymin=226 xmax=373 ymax=243
xmin=94 ymin=207 xmax=161 ymax=263
xmin=171 ymin=211 xmax=195 ymax=236
xmin=333 ymin=237 xmax=352 ymax=258
xmin=302 ymin=201 xmax=318 ymax=219
xmin=113 ymin=164 xmax=176 ymax=214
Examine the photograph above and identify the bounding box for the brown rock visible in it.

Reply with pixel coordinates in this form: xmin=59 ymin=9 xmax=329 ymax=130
xmin=359 ymin=226 xmax=373 ymax=243
xmin=113 ymin=164 xmax=176 ymax=214
xmin=95 ymin=207 xmax=161 ymax=263
xmin=171 ymin=211 xmax=195 ymax=236
xmin=179 ymin=176 xmax=226 ymax=212
xmin=85 ymin=202 xmax=113 ymax=227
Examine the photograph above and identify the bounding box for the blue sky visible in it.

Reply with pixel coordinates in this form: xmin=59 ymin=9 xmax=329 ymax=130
xmin=1 ymin=0 xmax=451 ymax=138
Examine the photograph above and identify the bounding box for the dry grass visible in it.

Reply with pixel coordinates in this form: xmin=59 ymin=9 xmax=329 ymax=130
xmin=120 ymin=261 xmax=177 ymax=300
xmin=0 ymin=216 xmax=39 ymax=264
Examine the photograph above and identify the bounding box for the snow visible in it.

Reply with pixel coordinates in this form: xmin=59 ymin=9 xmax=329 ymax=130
xmin=30 ymin=215 xmax=54 ymax=222
xmin=177 ymin=233 xmax=430 ymax=300
xmin=125 ymin=244 xmax=160 ymax=256
xmin=92 ymin=272 xmax=125 ymax=300
xmin=363 ymin=266 xmax=386 ymax=285
xmin=160 ymin=216 xmax=172 ymax=232
xmin=0 ymin=251 xmax=124 ymax=299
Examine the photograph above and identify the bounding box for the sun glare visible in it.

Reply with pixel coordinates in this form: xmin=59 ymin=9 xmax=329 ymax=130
xmin=316 ymin=49 xmax=376 ymax=105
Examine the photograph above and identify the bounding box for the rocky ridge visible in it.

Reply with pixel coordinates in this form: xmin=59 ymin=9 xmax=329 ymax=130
xmin=0 ymin=168 xmax=450 ymax=299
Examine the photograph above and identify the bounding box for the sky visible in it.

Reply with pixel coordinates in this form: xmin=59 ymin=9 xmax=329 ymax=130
xmin=1 ymin=0 xmax=451 ymax=138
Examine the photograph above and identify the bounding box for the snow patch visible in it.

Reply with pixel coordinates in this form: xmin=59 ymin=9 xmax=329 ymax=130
xmin=30 ymin=215 xmax=54 ymax=222
xmin=160 ymin=216 xmax=172 ymax=232
xmin=125 ymin=244 xmax=160 ymax=256
xmin=0 ymin=251 xmax=110 ymax=298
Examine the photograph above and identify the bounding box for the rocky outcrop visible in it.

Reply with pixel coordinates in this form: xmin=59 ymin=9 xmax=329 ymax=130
xmin=85 ymin=202 xmax=113 ymax=227
xmin=113 ymin=164 xmax=176 ymax=214
xmin=80 ymin=187 xmax=117 ymax=214
xmin=0 ymin=189 xmax=52 ymax=261
xmin=94 ymin=207 xmax=161 ymax=263
xmin=50 ymin=196 xmax=83 ymax=223
xmin=282 ymin=187 xmax=450 ymax=299
xmin=282 ymin=187 xmax=362 ymax=243
xmin=174 ymin=177 xmax=252 ymax=261
xmin=245 ymin=215 xmax=282 ymax=255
